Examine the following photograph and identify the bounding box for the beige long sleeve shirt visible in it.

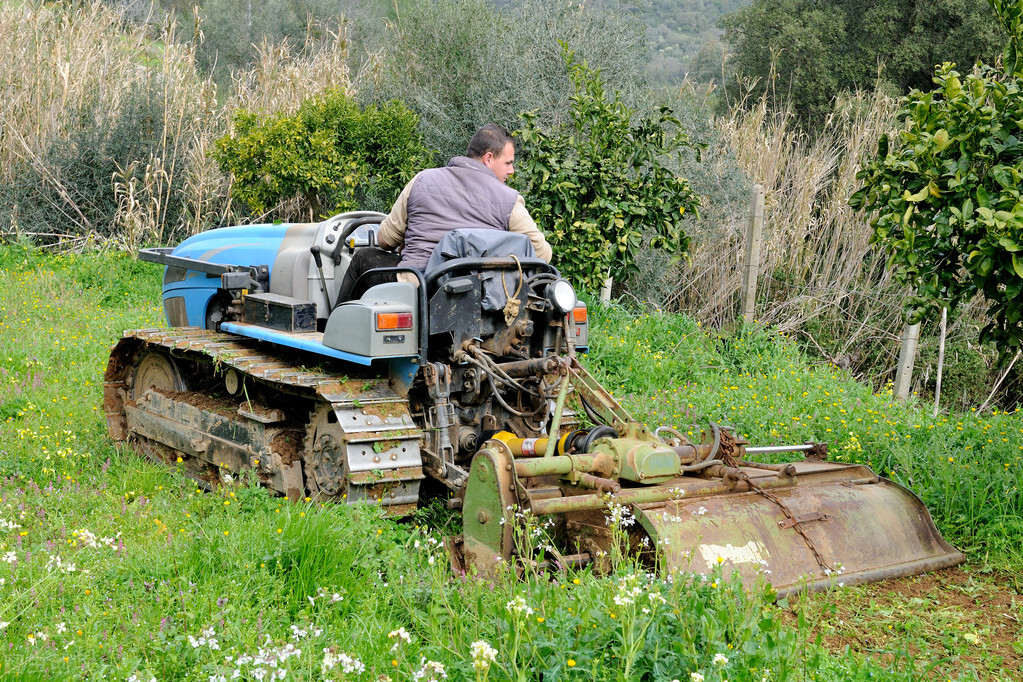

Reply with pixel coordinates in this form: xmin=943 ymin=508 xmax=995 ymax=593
xmin=376 ymin=173 xmax=553 ymax=263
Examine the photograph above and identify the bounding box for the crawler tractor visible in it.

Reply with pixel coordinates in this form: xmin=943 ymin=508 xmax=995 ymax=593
xmin=103 ymin=212 xmax=963 ymax=595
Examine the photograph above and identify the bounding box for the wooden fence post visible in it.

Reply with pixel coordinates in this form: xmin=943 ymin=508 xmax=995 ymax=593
xmin=894 ymin=322 xmax=921 ymax=401
xmin=740 ymin=184 xmax=765 ymax=324
xmin=933 ymin=307 xmax=947 ymax=416
xmin=599 ymin=275 xmax=613 ymax=303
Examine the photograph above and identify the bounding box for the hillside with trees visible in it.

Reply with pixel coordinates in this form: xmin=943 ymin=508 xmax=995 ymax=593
xmin=721 ymin=0 xmax=1005 ymax=126
xmin=117 ymin=0 xmax=749 ymax=87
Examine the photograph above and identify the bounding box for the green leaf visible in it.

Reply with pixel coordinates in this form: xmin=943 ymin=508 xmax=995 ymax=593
xmin=1000 ymin=236 xmax=1022 ymax=252
xmin=977 ymin=185 xmax=990 ymax=207
xmin=904 ymin=186 xmax=930 ymax=202
xmin=1013 ymin=254 xmax=1023 ymax=278
xmin=945 ymin=76 xmax=962 ymax=97
xmin=848 ymin=187 xmax=867 ymax=210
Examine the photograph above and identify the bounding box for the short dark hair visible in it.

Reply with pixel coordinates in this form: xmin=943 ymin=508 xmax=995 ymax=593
xmin=466 ymin=124 xmax=514 ymax=160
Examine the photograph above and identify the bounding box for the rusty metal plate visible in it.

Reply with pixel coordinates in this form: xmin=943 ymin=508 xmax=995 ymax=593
xmin=635 ymin=472 xmax=964 ymax=596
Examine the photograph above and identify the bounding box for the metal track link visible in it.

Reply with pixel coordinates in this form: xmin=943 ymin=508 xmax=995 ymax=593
xmin=104 ymin=328 xmax=425 ymax=514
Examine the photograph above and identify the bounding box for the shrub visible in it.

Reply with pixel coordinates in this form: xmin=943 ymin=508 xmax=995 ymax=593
xmin=214 ymin=89 xmax=433 ymax=219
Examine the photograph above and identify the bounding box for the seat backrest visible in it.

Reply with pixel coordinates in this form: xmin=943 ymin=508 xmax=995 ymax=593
xmin=425 ymin=230 xmax=536 ymax=312
xmin=425 ymin=229 xmax=535 ymax=269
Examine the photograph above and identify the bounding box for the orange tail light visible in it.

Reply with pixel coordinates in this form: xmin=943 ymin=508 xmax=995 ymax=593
xmin=376 ymin=312 xmax=413 ymax=331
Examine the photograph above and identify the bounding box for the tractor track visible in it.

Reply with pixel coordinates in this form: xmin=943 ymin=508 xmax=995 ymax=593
xmin=103 ymin=327 xmax=425 ymax=513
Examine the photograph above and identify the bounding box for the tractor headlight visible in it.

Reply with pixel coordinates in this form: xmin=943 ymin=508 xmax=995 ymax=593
xmin=546 ymin=279 xmax=577 ymax=315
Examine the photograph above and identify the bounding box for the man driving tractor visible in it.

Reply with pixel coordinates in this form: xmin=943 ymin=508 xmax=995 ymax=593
xmin=336 ymin=123 xmax=552 ymax=301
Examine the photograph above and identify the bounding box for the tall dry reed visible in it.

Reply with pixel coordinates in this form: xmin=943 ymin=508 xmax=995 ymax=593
xmin=0 ymin=3 xmax=358 ymax=247
xmin=229 ymin=23 xmax=356 ymax=116
xmin=672 ymin=88 xmax=993 ymax=392
xmin=0 ymin=2 xmax=229 ymax=247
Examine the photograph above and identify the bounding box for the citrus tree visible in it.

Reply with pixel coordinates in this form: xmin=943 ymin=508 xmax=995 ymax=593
xmin=850 ymin=0 xmax=1023 ymax=354
xmin=514 ymin=53 xmax=702 ymax=293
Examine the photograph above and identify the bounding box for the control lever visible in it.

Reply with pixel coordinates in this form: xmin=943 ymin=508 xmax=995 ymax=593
xmin=310 ymin=245 xmax=334 ymax=311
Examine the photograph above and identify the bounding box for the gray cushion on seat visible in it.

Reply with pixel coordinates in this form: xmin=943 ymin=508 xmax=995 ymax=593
xmin=425 ymin=229 xmax=536 ymax=312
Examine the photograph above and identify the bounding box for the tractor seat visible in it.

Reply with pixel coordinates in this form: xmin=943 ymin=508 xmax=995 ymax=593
xmin=425 ymin=229 xmax=539 ymax=312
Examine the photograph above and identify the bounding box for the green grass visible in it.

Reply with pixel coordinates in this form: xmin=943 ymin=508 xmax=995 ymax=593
xmin=0 ymin=247 xmax=1020 ymax=680
xmin=586 ymin=304 xmax=1023 ymax=568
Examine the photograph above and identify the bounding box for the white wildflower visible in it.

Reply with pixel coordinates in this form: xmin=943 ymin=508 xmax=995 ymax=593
xmin=388 ymin=627 xmax=412 ymax=651
xmin=470 ymin=640 xmax=498 ymax=672
xmin=188 ymin=626 xmax=219 ymax=650
xmin=605 ymin=501 xmax=636 ymax=528
xmin=46 ymin=555 xmax=77 ymax=574
xmin=412 ymin=659 xmax=447 ymax=680
xmin=505 ymin=595 xmax=534 ymax=616
xmin=339 ymin=653 xmax=365 ymax=674
xmin=322 ymin=648 xmax=338 ymax=673
xmin=713 ymin=653 xmax=728 ymax=666
xmin=74 ymin=528 xmax=118 ymax=550
xmin=612 ymin=573 xmax=645 ymax=607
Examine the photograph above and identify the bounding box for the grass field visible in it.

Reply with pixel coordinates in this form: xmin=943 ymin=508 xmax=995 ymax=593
xmin=0 ymin=245 xmax=1020 ymax=681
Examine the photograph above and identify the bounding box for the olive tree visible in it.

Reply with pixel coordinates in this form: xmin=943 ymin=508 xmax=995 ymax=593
xmin=363 ymin=0 xmax=649 ymax=161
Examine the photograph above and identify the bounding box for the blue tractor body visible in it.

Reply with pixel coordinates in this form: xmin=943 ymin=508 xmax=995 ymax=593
xmin=160 ymin=223 xmax=295 ymax=329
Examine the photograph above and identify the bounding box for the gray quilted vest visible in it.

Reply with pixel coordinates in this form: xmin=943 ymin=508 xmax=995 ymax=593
xmin=399 ymin=156 xmax=518 ymax=270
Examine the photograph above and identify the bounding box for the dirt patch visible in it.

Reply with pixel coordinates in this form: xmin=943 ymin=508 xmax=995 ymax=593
xmin=786 ymin=567 xmax=1022 ymax=677
xmin=160 ymin=389 xmax=242 ymax=420
xmin=360 ymin=401 xmax=408 ymax=421
xmin=270 ymin=429 xmax=305 ymax=466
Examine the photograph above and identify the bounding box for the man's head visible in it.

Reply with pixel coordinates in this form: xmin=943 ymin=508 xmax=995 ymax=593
xmin=467 ymin=124 xmax=515 ymax=183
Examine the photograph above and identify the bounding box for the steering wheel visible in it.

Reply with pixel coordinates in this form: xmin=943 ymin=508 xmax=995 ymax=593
xmin=338 ymin=214 xmax=387 ymax=249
